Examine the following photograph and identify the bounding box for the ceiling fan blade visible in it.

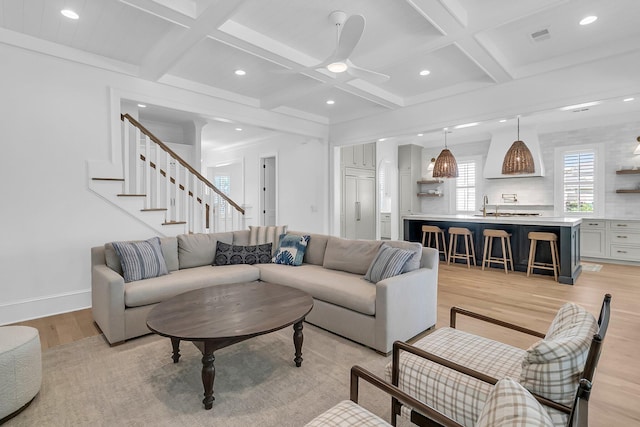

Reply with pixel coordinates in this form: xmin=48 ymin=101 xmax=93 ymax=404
xmin=346 ymin=60 xmax=390 ymax=84
xmin=333 ymin=14 xmax=365 ymax=61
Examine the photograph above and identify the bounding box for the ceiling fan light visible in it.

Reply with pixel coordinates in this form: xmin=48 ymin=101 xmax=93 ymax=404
xmin=502 ymin=140 xmax=535 ymax=174
xmin=327 ymin=62 xmax=348 ymax=73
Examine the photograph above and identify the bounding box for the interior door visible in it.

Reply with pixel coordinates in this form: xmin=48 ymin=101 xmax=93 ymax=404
xmin=261 ymin=157 xmax=276 ymax=226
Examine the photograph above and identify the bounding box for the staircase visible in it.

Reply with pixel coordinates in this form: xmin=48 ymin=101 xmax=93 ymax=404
xmin=89 ymin=114 xmax=245 ymax=236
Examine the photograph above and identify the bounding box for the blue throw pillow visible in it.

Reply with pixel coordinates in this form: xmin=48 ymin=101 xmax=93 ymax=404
xmin=364 ymin=244 xmax=414 ymax=283
xmin=272 ymin=234 xmax=310 ymax=266
xmin=111 ymin=237 xmax=168 ymax=283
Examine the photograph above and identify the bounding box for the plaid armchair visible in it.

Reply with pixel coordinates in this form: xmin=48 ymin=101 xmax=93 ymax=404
xmin=386 ymin=294 xmax=610 ymax=427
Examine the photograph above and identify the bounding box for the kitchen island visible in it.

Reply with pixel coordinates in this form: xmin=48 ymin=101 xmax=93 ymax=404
xmin=403 ymin=214 xmax=582 ymax=284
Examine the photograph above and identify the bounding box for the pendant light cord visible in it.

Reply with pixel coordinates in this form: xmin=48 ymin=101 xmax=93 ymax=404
xmin=517 ymin=116 xmax=520 ymax=140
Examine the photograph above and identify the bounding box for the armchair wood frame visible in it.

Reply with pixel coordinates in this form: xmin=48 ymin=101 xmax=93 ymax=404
xmin=349 ymin=365 xmax=463 ymax=427
xmin=390 ymin=294 xmax=611 ymax=427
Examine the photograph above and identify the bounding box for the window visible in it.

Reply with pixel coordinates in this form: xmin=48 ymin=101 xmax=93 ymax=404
xmin=554 ymin=144 xmax=604 ymax=217
xmin=563 ymin=152 xmax=594 ymax=213
xmin=214 ymin=175 xmax=230 ymax=216
xmin=455 ymin=160 xmax=476 ymax=212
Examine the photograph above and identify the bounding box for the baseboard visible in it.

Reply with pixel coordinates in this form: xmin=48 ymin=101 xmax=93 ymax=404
xmin=0 ymin=290 xmax=91 ymax=325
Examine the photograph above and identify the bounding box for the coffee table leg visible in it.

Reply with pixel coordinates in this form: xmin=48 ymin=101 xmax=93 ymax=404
xmin=201 ymin=341 xmax=216 ymax=410
xmin=170 ymin=337 xmax=181 ymax=363
xmin=293 ymin=320 xmax=304 ymax=367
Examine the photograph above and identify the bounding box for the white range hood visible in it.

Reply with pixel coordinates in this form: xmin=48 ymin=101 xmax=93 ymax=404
xmin=483 ymin=126 xmax=545 ymax=178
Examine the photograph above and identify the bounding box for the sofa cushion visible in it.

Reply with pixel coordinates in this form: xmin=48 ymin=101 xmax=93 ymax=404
xmin=476 ymin=378 xmax=554 ymax=427
xmin=384 ymin=240 xmax=422 ymax=273
xmin=288 ymin=231 xmax=328 ymax=266
xmin=323 ymin=237 xmax=382 ymax=275
xmin=124 ymin=264 xmax=260 ymax=307
xmin=249 ymin=225 xmax=287 ymax=254
xmin=177 ymin=232 xmax=233 ymax=269
xmin=258 ymin=264 xmax=377 ymax=315
xmin=213 ymin=242 xmax=272 ymax=265
xmin=304 ymin=400 xmax=391 ymax=427
xmin=273 ymin=234 xmax=310 ymax=266
xmin=520 ymin=302 xmax=598 ymax=407
xmin=364 ymin=244 xmax=414 ymax=283
xmin=112 ymin=237 xmax=168 ymax=283
xmin=105 ymin=236 xmax=178 ymax=275
xmin=233 ymin=229 xmax=250 ymax=246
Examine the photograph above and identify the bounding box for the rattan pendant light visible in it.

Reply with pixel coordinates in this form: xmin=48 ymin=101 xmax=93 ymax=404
xmin=432 ymin=129 xmax=458 ymax=178
xmin=502 ymin=116 xmax=535 ymax=175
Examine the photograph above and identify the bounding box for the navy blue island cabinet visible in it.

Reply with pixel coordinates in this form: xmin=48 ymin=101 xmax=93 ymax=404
xmin=403 ymin=215 xmax=582 ymax=285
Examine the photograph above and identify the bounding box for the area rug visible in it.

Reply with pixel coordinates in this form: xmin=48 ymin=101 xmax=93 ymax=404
xmin=6 ymin=324 xmax=395 ymax=426
xmin=581 ymin=262 xmax=603 ymax=272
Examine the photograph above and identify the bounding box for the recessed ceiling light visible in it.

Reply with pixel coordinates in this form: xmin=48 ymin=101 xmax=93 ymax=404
xmin=61 ymin=9 xmax=79 ymax=20
xmin=454 ymin=122 xmax=479 ymax=129
xmin=623 ymin=97 xmax=635 ymax=102
xmin=137 ymin=104 xmax=146 ymax=108
xmin=327 ymin=62 xmax=348 ymax=73
xmin=417 ymin=133 xmax=424 ymax=136
xmin=379 ymin=138 xmax=387 ymax=142
xmin=560 ymin=101 xmax=601 ymax=111
xmin=326 ymin=100 xmax=335 ymax=105
xmin=235 ymin=127 xmax=243 ymax=131
xmin=234 ymin=69 xmax=246 ymax=76
xmin=419 ymin=70 xmax=431 ymax=76
xmin=499 ymin=119 xmax=507 ymax=123
xmin=579 ymin=16 xmax=598 ymax=26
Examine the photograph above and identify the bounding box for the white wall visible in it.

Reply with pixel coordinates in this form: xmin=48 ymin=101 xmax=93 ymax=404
xmin=0 ymin=43 xmax=326 ymax=324
xmin=203 ymin=135 xmax=328 ymax=233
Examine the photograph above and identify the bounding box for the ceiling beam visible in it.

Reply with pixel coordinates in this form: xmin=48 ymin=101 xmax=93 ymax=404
xmin=138 ymin=0 xmax=243 ymax=81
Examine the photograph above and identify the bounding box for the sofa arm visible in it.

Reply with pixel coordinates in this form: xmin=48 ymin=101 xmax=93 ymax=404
xmin=374 ymin=265 xmax=438 ymax=353
xmin=91 ymin=263 xmax=126 ymax=345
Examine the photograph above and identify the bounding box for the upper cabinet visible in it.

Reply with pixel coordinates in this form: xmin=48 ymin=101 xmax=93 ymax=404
xmin=398 ymin=144 xmax=423 ymax=216
xmin=341 ymin=142 xmax=376 ymax=170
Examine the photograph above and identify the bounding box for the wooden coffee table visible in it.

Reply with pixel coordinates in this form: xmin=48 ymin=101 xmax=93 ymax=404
xmin=146 ymin=281 xmax=313 ymax=410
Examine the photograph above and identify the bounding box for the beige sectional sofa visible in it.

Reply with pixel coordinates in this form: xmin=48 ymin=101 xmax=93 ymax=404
xmin=91 ymin=230 xmax=439 ymax=353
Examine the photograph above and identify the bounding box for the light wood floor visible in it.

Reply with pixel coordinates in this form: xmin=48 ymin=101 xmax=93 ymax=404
xmin=12 ymin=261 xmax=640 ymax=426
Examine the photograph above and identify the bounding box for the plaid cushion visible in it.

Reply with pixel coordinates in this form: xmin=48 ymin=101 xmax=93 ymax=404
xmin=305 ymin=400 xmax=391 ymax=427
xmin=521 ymin=303 xmax=598 ymax=410
xmin=386 ymin=327 xmax=525 ymax=426
xmin=476 ymin=378 xmax=554 ymax=427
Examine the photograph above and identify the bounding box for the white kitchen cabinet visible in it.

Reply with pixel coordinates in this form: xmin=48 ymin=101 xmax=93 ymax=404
xmin=341 ymin=142 xmax=375 ymax=170
xmin=580 ymin=220 xmax=606 ymax=258
xmin=380 ymin=212 xmax=391 ymax=239
xmin=343 ymin=168 xmax=376 ymax=240
xmin=398 ymin=144 xmax=423 ymax=216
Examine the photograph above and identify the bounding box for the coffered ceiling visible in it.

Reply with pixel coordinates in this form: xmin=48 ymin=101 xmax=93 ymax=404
xmin=2 ymin=0 xmax=640 ymax=147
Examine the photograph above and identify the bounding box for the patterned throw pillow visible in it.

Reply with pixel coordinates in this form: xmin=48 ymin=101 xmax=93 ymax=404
xmin=213 ymin=242 xmax=273 ymax=265
xmin=476 ymin=378 xmax=554 ymax=427
xmin=272 ymin=234 xmax=310 ymax=266
xmin=111 ymin=237 xmax=168 ymax=283
xmin=364 ymin=244 xmax=414 ymax=283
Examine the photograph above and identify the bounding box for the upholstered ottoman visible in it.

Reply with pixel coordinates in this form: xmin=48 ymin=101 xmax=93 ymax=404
xmin=0 ymin=326 xmax=42 ymax=422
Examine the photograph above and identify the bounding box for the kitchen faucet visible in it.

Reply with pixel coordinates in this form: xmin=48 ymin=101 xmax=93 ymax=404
xmin=482 ymin=195 xmax=488 ymax=217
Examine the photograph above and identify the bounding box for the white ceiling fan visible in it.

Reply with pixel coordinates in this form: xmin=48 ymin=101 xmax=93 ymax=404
xmin=311 ymin=10 xmax=390 ymax=84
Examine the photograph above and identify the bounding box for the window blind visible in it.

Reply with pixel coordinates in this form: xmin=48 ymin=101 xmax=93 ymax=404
xmin=563 ymin=152 xmax=595 ymax=213
xmin=456 ymin=161 xmax=476 ymax=212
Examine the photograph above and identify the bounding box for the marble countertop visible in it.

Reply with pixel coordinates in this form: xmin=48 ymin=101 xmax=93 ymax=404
xmin=403 ymin=214 xmax=582 ymax=227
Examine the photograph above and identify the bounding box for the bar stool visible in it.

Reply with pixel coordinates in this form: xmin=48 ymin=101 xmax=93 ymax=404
xmin=421 ymin=225 xmax=448 ymax=262
xmin=482 ymin=229 xmax=514 ymax=274
xmin=447 ymin=227 xmax=476 ymax=268
xmin=527 ymin=231 xmax=560 ymax=281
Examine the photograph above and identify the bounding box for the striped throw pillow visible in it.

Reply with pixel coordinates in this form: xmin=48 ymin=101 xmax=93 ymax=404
xmin=364 ymin=244 xmax=413 ymax=283
xmin=112 ymin=237 xmax=168 ymax=283
xmin=249 ymin=225 xmax=287 ymax=255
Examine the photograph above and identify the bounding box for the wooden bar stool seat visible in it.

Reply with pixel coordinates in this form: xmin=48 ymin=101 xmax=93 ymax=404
xmin=421 ymin=225 xmax=448 ymax=262
xmin=447 ymin=227 xmax=476 ymax=268
xmin=482 ymin=229 xmax=514 ymax=273
xmin=527 ymin=231 xmax=560 ymax=281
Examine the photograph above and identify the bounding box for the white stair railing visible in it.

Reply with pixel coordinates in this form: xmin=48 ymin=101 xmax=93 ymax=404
xmin=120 ymin=114 xmax=245 ymax=233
